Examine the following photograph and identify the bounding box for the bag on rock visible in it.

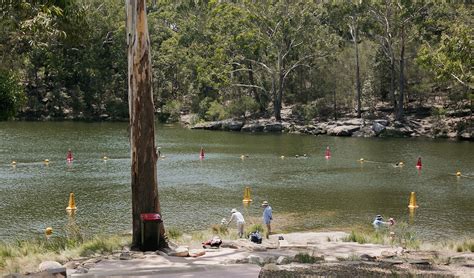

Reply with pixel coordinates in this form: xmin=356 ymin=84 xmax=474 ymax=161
xmin=249 ymin=231 xmax=262 ymax=244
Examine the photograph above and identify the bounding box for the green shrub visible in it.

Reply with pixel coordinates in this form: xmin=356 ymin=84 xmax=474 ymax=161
xmin=345 ymin=230 xmax=367 ymax=244
xmin=228 ymin=96 xmax=258 ymax=118
xmin=294 ymin=252 xmax=322 ymax=264
xmin=244 ymin=224 xmax=264 ymax=238
xmin=162 ymin=100 xmax=182 ymax=122
xmin=211 ymin=224 xmax=228 ymax=235
xmin=79 ymin=236 xmax=123 ymax=257
xmin=303 ymin=99 xmax=332 ymax=122
xmin=198 ymin=97 xmax=213 ymax=119
xmin=0 ymin=70 xmax=25 ymax=120
xmin=166 ymin=227 xmax=183 ymax=240
xmin=431 ymin=106 xmax=446 ymax=118
xmin=205 ymin=100 xmax=228 ymax=121
xmin=454 ymin=239 xmax=474 ymax=252
xmin=344 ymin=222 xmax=420 ymax=250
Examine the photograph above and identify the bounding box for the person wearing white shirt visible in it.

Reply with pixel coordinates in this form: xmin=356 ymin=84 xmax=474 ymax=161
xmin=227 ymin=208 xmax=245 ymax=238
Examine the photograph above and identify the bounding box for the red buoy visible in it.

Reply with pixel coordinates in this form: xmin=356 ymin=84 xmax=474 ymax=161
xmin=67 ymin=149 xmax=74 ymax=163
xmin=416 ymin=157 xmax=422 ymax=169
xmin=200 ymin=147 xmax=205 ymax=160
xmin=325 ymin=146 xmax=331 ymax=159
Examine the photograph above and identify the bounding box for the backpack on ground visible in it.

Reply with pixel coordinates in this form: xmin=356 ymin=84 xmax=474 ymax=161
xmin=249 ymin=231 xmax=262 ymax=244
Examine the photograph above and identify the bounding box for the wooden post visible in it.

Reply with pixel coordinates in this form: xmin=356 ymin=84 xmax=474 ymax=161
xmin=126 ymin=0 xmax=165 ymax=250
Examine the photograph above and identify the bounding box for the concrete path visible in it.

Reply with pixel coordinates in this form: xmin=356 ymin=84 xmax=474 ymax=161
xmin=69 ymin=249 xmax=261 ymax=278
xmin=68 ymin=231 xmax=403 ymax=277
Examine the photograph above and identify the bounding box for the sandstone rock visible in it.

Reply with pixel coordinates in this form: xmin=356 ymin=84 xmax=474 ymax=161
xmin=372 ymin=122 xmax=386 ymax=135
xmin=374 ymin=119 xmax=389 ymax=126
xmin=281 ymin=121 xmax=292 ymax=132
xmin=264 ymin=122 xmax=283 ymax=132
xmin=327 ymin=125 xmax=360 ymax=136
xmin=352 ymin=127 xmax=375 ymax=137
xmin=189 ymin=249 xmax=206 ymax=257
xmin=262 ymin=263 xmax=280 ymax=271
xmin=460 ymin=131 xmax=473 ymax=140
xmin=63 ymin=261 xmax=79 ymax=269
xmin=248 ymin=255 xmax=264 ymax=265
xmin=241 ymin=122 xmax=265 ymax=132
xmin=38 ymin=261 xmax=63 ymax=272
xmin=378 ymin=259 xmax=403 ymax=265
xmin=276 ymin=256 xmax=291 ymax=265
xmin=450 ymin=254 xmax=474 ymax=264
xmin=180 ymin=114 xmax=197 ymax=126
xmin=263 ymin=256 xmax=276 ymax=264
xmin=360 ymin=254 xmax=376 ymax=261
xmin=119 ymin=252 xmax=132 ymax=260
xmin=221 ymin=120 xmax=244 ymax=131
xmin=341 ymin=118 xmax=363 ymax=126
xmin=235 ymin=257 xmax=249 ymax=264
xmin=380 ymin=127 xmax=408 ymax=137
xmin=169 ymin=246 xmax=189 ymax=257
xmin=74 ymin=266 xmax=89 ymax=274
xmin=252 ymin=245 xmax=268 ymax=252
xmin=191 ymin=121 xmax=222 ymax=130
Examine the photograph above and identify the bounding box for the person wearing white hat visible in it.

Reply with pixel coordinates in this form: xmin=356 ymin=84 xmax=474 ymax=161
xmin=261 ymin=201 xmax=273 ymax=238
xmin=227 ymin=208 xmax=245 ymax=238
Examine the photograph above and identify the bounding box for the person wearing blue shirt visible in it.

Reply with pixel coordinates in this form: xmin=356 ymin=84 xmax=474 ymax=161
xmin=373 ymin=215 xmax=395 ymax=228
xmin=262 ymin=201 xmax=272 ymax=238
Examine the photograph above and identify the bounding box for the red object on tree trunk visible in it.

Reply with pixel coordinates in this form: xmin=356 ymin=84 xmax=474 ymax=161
xmin=200 ymin=147 xmax=205 ymax=159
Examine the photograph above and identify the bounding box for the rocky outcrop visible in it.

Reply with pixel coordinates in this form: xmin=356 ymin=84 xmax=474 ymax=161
xmin=263 ymin=122 xmax=282 ymax=132
xmin=241 ymin=122 xmax=265 ymax=132
xmin=191 ymin=121 xmax=222 ymax=130
xmin=221 ymin=120 xmax=244 ymax=131
xmin=187 ymin=113 xmax=472 ymax=140
xmin=327 ymin=125 xmax=360 ymax=136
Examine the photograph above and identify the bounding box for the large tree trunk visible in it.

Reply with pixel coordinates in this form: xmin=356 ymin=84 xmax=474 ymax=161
xmin=273 ymin=74 xmax=284 ymax=121
xmin=396 ymin=26 xmax=405 ymax=121
xmin=126 ymin=0 xmax=165 ymax=250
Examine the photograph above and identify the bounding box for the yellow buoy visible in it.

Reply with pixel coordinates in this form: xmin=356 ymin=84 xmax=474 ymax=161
xmin=103 ymin=156 xmax=108 ymax=161
xmin=280 ymin=156 xmax=285 ymax=159
xmin=66 ymin=192 xmax=77 ymax=211
xmin=456 ymin=171 xmax=461 ymax=177
xmin=408 ymin=192 xmax=419 ymax=208
xmin=243 ymin=186 xmax=252 ymax=203
xmin=240 ymin=155 xmax=245 ymax=160
xmin=45 ymin=227 xmax=53 ymax=236
xmin=44 ymin=159 xmax=49 ymax=164
xmin=359 ymin=158 xmax=364 ymax=162
xmin=399 ymin=162 xmax=404 ymax=166
xmin=11 ymin=161 xmax=16 ymax=165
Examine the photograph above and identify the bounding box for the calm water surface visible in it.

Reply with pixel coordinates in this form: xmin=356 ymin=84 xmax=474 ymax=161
xmin=0 ymin=122 xmax=473 ymax=241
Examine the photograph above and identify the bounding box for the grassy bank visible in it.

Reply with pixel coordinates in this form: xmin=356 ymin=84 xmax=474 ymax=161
xmin=1 ymin=221 xmax=472 ymax=275
xmin=0 ymin=235 xmax=130 ymax=274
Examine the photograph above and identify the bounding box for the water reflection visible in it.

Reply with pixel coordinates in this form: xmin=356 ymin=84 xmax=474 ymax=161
xmin=0 ymin=122 xmax=473 ymax=242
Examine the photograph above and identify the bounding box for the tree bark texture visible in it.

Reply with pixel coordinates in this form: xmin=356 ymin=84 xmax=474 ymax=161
xmin=126 ymin=0 xmax=163 ymax=250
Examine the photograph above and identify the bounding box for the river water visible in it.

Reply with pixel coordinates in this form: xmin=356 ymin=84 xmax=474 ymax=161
xmin=0 ymin=122 xmax=473 ymax=242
